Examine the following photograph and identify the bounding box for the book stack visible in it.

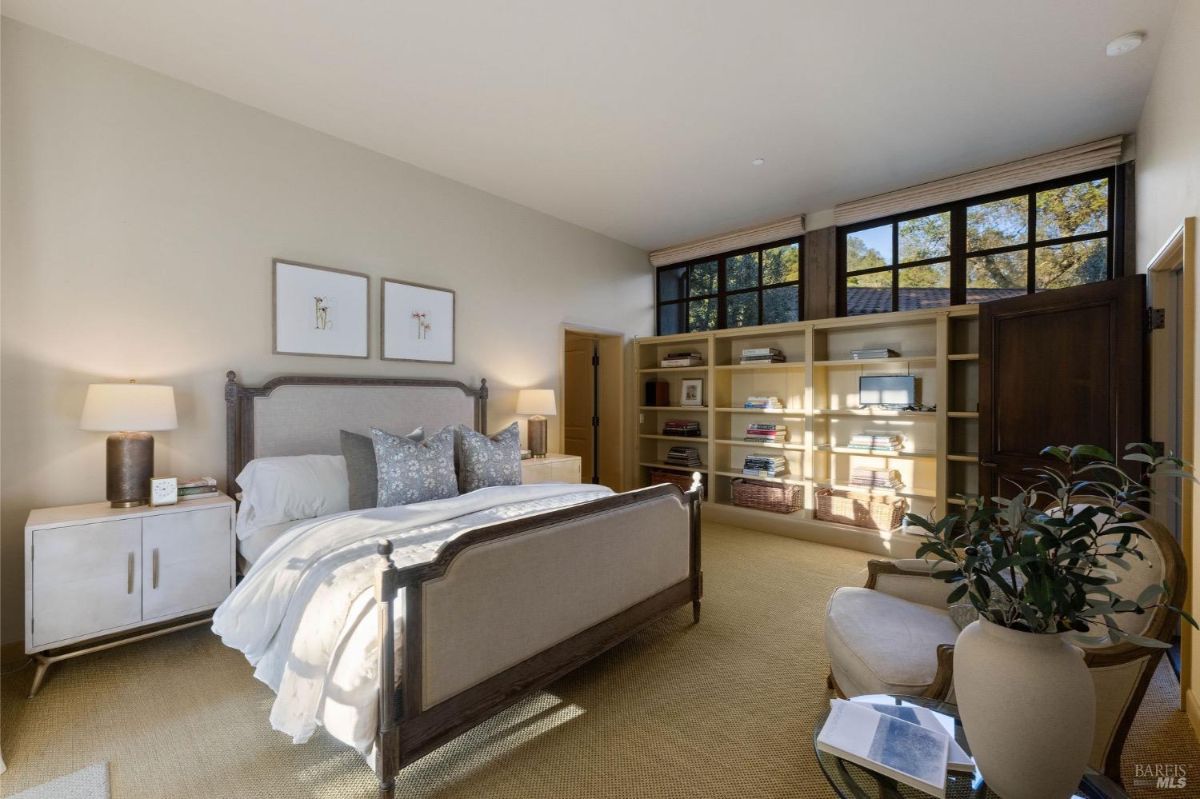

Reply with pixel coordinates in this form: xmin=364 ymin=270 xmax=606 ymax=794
xmin=742 ymin=453 xmax=788 ymax=478
xmin=816 ymin=697 xmax=974 ymax=798
xmin=665 ymin=446 xmax=703 ymax=468
xmin=743 ymin=423 xmax=788 ymax=444
xmin=178 ymin=476 xmax=219 ymax=501
xmin=849 ymin=467 xmax=904 ymax=491
xmin=743 ymin=395 xmax=784 ymax=410
xmin=739 ymin=347 xmax=785 ymax=365
xmin=847 ymin=431 xmax=904 ymax=453
xmin=660 ymin=351 xmax=703 ymax=368
xmin=662 ymin=419 xmax=702 ymax=437
xmin=851 ymin=347 xmax=899 ymax=360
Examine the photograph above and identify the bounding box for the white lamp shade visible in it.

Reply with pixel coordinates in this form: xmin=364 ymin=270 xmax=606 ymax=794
xmin=516 ymin=389 xmax=557 ymax=417
xmin=80 ymin=383 xmax=178 ymax=432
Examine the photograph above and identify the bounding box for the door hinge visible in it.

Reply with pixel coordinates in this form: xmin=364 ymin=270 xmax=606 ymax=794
xmin=592 ymin=416 xmax=600 ymax=427
xmin=1147 ymin=307 xmax=1166 ymax=331
xmin=591 ymin=353 xmax=600 ymax=366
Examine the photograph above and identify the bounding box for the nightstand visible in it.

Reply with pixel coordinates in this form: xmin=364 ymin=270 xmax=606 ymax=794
xmin=521 ymin=453 xmax=582 ymax=484
xmin=24 ymin=493 xmax=235 ymax=696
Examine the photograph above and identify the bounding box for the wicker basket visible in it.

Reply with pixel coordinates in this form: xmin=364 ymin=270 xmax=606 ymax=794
xmin=649 ymin=470 xmax=704 ymax=498
xmin=731 ymin=478 xmax=803 ymax=514
xmin=815 ymin=488 xmax=907 ymax=531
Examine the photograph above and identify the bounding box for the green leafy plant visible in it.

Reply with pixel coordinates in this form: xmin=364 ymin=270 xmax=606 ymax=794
xmin=907 ymin=443 xmax=1197 ymax=648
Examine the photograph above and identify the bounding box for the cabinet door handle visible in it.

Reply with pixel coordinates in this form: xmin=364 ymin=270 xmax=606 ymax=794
xmin=152 ymin=548 xmax=160 ymax=589
xmin=127 ymin=552 xmax=135 ymax=594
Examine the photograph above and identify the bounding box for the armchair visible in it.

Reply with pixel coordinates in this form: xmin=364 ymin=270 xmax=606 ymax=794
xmin=823 ymin=514 xmax=1186 ymax=783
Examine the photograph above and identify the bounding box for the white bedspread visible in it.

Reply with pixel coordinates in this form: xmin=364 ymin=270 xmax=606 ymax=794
xmin=213 ymin=483 xmax=613 ymax=753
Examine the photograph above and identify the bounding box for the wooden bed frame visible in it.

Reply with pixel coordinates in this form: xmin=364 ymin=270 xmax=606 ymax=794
xmin=224 ymin=372 xmax=703 ymax=797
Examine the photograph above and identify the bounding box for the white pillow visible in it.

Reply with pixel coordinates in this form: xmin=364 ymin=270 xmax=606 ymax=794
xmin=235 ymin=454 xmax=349 ymax=539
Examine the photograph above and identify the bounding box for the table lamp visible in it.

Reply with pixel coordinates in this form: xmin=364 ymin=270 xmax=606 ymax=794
xmin=80 ymin=381 xmax=178 ymax=507
xmin=516 ymin=389 xmax=557 ymax=458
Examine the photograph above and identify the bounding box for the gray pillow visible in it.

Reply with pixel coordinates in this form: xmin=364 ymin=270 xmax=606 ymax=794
xmin=455 ymin=422 xmax=522 ymax=493
xmin=371 ymin=426 xmax=457 ymax=507
xmin=340 ymin=428 xmax=423 ymax=509
xmin=948 ymin=602 xmax=979 ymax=630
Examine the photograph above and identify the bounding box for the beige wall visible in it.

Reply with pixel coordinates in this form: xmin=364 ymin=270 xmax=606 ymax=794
xmin=0 ymin=20 xmax=651 ymax=645
xmin=1135 ymin=0 xmax=1200 ymax=736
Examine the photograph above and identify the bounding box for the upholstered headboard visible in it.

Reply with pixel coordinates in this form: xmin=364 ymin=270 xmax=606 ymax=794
xmin=224 ymin=371 xmax=487 ymax=493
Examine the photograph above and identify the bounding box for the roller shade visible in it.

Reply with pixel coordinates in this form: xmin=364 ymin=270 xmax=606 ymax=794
xmin=833 ymin=136 xmax=1125 ymax=228
xmin=649 ymin=214 xmax=806 ymax=267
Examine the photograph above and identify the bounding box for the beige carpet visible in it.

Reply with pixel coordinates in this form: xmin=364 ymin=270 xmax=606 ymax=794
xmin=0 ymin=522 xmax=1196 ymax=798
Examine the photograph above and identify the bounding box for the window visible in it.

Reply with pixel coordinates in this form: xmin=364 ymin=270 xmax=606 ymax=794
xmin=839 ymin=168 xmax=1121 ymax=316
xmin=656 ymin=239 xmax=803 ymax=334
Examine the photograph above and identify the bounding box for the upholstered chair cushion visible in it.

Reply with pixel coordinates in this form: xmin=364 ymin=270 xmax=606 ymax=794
xmin=825 ymin=586 xmax=960 ymax=697
xmin=371 ymin=426 xmax=458 ymax=507
xmin=454 ymin=422 xmax=522 ymax=493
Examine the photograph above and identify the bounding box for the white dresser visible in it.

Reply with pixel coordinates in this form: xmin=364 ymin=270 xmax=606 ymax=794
xmin=520 ymin=453 xmax=582 ymax=484
xmin=24 ymin=494 xmax=235 ymax=695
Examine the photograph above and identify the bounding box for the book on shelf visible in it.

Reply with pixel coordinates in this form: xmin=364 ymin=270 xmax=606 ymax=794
xmin=850 ymin=348 xmax=899 ymax=360
xmin=739 ymin=347 xmax=786 ymax=365
xmin=742 ymin=453 xmax=788 ymax=477
xmin=662 ymin=419 xmax=702 ymax=437
xmin=177 ymin=476 xmax=220 ymax=501
xmin=846 ymin=431 xmax=905 ymax=452
xmin=665 ymin=446 xmax=703 ymax=467
xmin=743 ymin=423 xmax=788 ymax=443
xmin=660 ymin=351 xmax=703 ymax=367
xmin=848 ymin=467 xmax=904 ymax=490
xmin=743 ymin=395 xmax=784 ymax=410
xmin=816 ymin=699 xmax=950 ymax=798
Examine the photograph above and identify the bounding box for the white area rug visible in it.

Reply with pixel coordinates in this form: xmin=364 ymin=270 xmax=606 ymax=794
xmin=7 ymin=763 xmax=108 ymax=799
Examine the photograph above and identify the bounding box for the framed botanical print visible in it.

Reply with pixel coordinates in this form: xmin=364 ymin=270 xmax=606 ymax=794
xmin=273 ymin=259 xmax=369 ymax=358
xmin=382 ymin=279 xmax=455 ymax=363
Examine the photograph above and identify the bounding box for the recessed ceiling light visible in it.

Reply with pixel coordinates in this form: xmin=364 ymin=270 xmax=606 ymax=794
xmin=1106 ymin=31 xmax=1145 ymax=57
xmin=751 ymin=158 xmax=765 ymax=166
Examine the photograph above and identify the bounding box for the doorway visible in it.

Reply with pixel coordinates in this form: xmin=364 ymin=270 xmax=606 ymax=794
xmin=562 ymin=328 xmax=623 ymax=488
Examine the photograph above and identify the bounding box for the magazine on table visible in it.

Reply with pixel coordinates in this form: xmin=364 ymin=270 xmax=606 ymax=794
xmin=850 ymin=697 xmax=974 ymax=772
xmin=816 ymin=699 xmax=951 ymax=798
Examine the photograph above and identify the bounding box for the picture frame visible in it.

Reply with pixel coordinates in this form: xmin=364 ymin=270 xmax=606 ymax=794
xmin=381 ymin=278 xmax=456 ymax=364
xmin=680 ymin=378 xmax=704 ymax=406
xmin=273 ymin=259 xmax=370 ymax=358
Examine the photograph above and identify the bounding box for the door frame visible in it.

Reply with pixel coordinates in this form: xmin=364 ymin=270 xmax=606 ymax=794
xmin=560 ymin=324 xmax=626 ymax=490
xmin=1146 ymin=218 xmax=1196 ymax=718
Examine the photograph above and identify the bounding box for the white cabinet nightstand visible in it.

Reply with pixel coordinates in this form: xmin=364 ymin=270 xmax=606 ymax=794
xmin=24 ymin=494 xmax=235 ymax=695
xmin=521 ymin=453 xmax=582 ymax=484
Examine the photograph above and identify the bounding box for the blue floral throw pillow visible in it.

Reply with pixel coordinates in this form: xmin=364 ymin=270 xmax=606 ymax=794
xmin=455 ymin=422 xmax=522 ymax=493
xmin=371 ymin=426 xmax=458 ymax=507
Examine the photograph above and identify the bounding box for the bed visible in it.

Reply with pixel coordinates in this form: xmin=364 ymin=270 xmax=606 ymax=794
xmin=216 ymin=372 xmax=703 ymax=798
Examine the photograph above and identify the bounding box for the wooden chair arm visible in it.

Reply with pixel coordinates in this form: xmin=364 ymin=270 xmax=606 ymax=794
xmin=921 ymin=643 xmax=956 ymax=700
xmin=864 ymin=559 xmax=937 ymax=589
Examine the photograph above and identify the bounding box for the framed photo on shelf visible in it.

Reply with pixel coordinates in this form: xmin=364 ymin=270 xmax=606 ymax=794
xmin=680 ymin=378 xmax=704 ymax=406
xmin=381 ymin=279 xmax=455 ymax=363
xmin=273 ymin=259 xmax=369 ymax=358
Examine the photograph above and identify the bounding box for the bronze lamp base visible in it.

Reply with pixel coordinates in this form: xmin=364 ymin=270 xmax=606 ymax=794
xmin=107 ymin=432 xmax=154 ymax=507
xmin=528 ymin=416 xmax=548 ymax=458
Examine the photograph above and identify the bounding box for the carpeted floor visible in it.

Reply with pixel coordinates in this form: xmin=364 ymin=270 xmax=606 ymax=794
xmin=0 ymin=522 xmax=1196 ymax=798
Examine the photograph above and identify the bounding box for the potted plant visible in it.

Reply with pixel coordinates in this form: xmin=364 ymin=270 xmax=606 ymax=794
xmin=906 ymin=444 xmax=1195 ymax=799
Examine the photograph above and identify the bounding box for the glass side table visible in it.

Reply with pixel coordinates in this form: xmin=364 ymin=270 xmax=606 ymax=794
xmin=814 ymin=695 xmax=1129 ymax=799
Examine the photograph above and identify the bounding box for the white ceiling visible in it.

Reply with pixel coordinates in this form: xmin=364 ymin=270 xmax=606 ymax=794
xmin=3 ymin=0 xmax=1177 ymax=251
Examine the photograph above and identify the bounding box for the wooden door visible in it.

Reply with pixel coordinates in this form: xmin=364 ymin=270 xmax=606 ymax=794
xmin=564 ymin=334 xmax=597 ymax=482
xmin=979 ymin=275 xmax=1146 ymax=498
xmin=142 ymin=507 xmax=233 ymax=621
xmin=32 ymin=519 xmax=142 ymax=648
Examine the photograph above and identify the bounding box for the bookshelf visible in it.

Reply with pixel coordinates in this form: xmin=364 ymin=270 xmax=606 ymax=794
xmin=632 ymin=306 xmax=981 ymax=556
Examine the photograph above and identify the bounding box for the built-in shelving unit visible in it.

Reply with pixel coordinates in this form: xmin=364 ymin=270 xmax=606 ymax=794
xmin=632 ymin=305 xmax=981 ymax=556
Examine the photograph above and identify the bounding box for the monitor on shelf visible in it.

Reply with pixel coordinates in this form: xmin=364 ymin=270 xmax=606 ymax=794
xmin=859 ymin=375 xmax=916 ymax=407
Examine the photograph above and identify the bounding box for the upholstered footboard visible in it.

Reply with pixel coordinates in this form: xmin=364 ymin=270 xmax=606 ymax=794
xmin=372 ymin=481 xmax=703 ymax=797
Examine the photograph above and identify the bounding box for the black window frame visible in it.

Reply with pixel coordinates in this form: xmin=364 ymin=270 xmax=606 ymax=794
xmin=837 ymin=166 xmax=1125 ymax=316
xmin=655 ymin=236 xmax=804 ymax=335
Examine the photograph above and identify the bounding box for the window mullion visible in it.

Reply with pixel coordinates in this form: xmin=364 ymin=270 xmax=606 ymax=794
xmin=950 ymin=204 xmax=966 ymax=306
xmin=1026 ymin=190 xmax=1037 ymax=294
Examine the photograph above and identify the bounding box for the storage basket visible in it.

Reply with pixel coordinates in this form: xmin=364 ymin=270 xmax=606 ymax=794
xmin=649 ymin=470 xmax=704 ymax=498
xmin=815 ymin=488 xmax=907 ymax=531
xmin=731 ymin=478 xmax=803 ymax=514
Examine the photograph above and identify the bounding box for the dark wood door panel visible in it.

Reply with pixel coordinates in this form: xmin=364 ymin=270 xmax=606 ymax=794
xmin=980 ymin=276 xmax=1145 ymax=498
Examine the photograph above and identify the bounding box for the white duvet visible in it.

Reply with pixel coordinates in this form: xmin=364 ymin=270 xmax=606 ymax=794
xmin=213 ymin=483 xmax=613 ymax=754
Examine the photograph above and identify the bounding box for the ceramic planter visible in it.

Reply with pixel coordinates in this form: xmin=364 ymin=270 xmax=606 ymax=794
xmin=954 ymin=618 xmax=1095 ymax=799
